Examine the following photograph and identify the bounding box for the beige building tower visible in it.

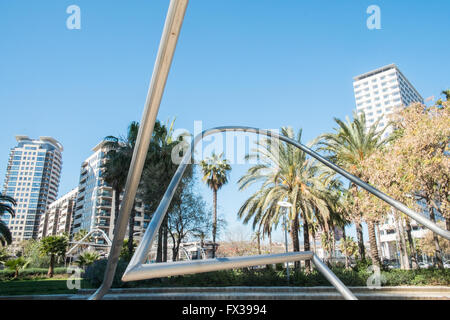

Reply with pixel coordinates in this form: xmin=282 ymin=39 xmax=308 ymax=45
xmin=38 ymin=188 xmax=78 ymax=238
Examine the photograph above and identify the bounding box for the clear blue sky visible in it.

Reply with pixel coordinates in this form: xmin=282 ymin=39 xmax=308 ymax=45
xmin=1 ymin=1 xmax=449 ymax=242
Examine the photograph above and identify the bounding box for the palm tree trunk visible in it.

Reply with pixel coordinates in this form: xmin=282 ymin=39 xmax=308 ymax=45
xmin=156 ymin=230 xmax=163 ymax=263
xmin=356 ymin=222 xmax=365 ymax=261
xmin=290 ymin=214 xmax=300 ymax=270
xmin=375 ymin=223 xmax=383 ymax=261
xmin=331 ymin=227 xmax=336 ymax=266
xmin=394 ymin=215 xmax=407 ymax=269
xmin=367 ymin=221 xmax=381 ymax=268
xmin=398 ymin=218 xmax=410 ymax=270
xmin=269 ymin=232 xmax=272 ymax=254
xmin=404 ymin=218 xmax=418 ymax=269
xmin=394 ymin=222 xmax=404 ymax=269
xmin=343 ymin=228 xmax=349 ymax=269
xmin=212 ymin=189 xmax=218 ymax=258
xmin=257 ymin=233 xmax=261 ymax=255
xmin=162 ymin=217 xmax=168 ymax=262
xmin=303 ymin=216 xmax=311 ymax=272
xmin=312 ymin=232 xmax=317 ymax=254
xmin=427 ymin=202 xmax=444 ymax=269
xmin=48 ymin=254 xmax=55 ymax=278
xmin=128 ymin=203 xmax=135 ymax=257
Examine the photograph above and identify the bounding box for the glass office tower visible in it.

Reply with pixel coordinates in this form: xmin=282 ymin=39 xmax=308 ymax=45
xmin=2 ymin=136 xmax=63 ymax=244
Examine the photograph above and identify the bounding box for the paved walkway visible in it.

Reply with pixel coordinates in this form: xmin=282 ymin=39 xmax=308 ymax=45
xmin=1 ymin=286 xmax=449 ymax=300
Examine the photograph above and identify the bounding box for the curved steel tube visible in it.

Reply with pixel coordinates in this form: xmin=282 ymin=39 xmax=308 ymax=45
xmin=92 ymin=125 xmax=450 ymax=300
xmin=128 ymin=126 xmax=450 ymax=274
xmin=114 ymin=126 xmax=448 ymax=299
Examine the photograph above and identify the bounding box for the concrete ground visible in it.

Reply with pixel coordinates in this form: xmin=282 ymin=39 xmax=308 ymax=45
xmin=1 ymin=286 xmax=449 ymax=300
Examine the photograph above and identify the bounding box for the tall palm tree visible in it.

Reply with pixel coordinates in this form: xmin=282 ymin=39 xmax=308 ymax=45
xmin=200 ymin=153 xmax=231 ymax=258
xmin=238 ymin=127 xmax=338 ymax=272
xmin=315 ymin=112 xmax=392 ymax=267
xmin=103 ymin=121 xmax=139 ymax=256
xmin=139 ymin=118 xmax=188 ymax=262
xmin=0 ymin=194 xmax=16 ymax=246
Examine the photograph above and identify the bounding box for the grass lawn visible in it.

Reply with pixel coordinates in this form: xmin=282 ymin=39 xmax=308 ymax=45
xmin=0 ymin=277 xmax=95 ymax=296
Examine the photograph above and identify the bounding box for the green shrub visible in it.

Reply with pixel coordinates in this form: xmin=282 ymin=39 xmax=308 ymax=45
xmin=84 ymin=259 xmax=128 ymax=288
xmin=80 ymin=261 xmax=450 ymax=288
xmin=411 ymin=274 xmax=427 ymax=285
xmin=275 ymin=263 xmax=284 ymax=271
xmin=352 ymin=259 xmax=372 ymax=272
xmin=21 ymin=240 xmax=51 ymax=268
xmin=0 ymin=267 xmax=68 ymax=280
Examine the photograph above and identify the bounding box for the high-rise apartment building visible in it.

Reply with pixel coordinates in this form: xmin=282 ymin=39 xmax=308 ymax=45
xmin=71 ymin=141 xmax=150 ymax=244
xmin=38 ymin=188 xmax=78 ymax=239
xmin=353 ymin=64 xmax=424 ymax=135
xmin=353 ymin=65 xmax=428 ymax=264
xmin=2 ymin=136 xmax=63 ymax=243
xmin=71 ymin=141 xmax=113 ymax=242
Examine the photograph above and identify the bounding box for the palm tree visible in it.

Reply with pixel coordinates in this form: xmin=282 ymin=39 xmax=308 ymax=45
xmin=139 ymin=118 xmax=188 ymax=262
xmin=252 ymin=230 xmax=262 ymax=255
xmin=72 ymin=229 xmax=91 ymax=252
xmin=0 ymin=194 xmax=16 ymax=246
xmin=5 ymin=257 xmax=30 ymax=279
xmin=103 ymin=121 xmax=139 ymax=256
xmin=76 ymin=250 xmax=100 ymax=269
xmin=339 ymin=236 xmax=358 ymax=269
xmin=315 ymin=112 xmax=392 ymax=267
xmin=72 ymin=229 xmax=89 ymax=242
xmin=200 ymin=153 xmax=231 ymax=258
xmin=238 ymin=127 xmax=339 ymax=272
xmin=39 ymin=235 xmax=68 ymax=278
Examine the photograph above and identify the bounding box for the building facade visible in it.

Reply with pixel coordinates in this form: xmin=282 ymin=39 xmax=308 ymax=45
xmin=353 ymin=64 xmax=424 ymax=135
xmin=71 ymin=141 xmax=151 ymax=245
xmin=378 ymin=214 xmax=427 ymax=261
xmin=2 ymin=136 xmax=63 ymax=244
xmin=38 ymin=188 xmax=78 ymax=239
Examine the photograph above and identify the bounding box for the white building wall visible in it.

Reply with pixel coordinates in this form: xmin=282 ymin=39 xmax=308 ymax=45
xmin=353 ymin=64 xmax=424 ymax=136
xmin=72 ymin=141 xmax=150 ymax=246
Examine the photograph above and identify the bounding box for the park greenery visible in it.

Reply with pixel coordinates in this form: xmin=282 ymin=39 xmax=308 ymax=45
xmin=0 ymin=89 xmax=449 ymax=293
xmin=237 ymin=97 xmax=449 ymax=271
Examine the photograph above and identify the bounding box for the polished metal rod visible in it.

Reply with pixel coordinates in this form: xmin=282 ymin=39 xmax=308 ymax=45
xmin=312 ymin=254 xmax=357 ymax=300
xmin=89 ymin=0 xmax=189 ymax=300
xmin=123 ymin=252 xmax=314 ymax=282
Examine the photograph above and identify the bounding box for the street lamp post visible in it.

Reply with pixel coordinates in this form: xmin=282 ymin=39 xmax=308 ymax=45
xmin=278 ymin=201 xmax=293 ymax=285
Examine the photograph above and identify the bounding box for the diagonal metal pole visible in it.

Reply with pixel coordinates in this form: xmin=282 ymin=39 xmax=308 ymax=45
xmin=89 ymin=0 xmax=189 ymax=300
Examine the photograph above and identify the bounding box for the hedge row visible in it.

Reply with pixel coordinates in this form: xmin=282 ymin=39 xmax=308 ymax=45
xmin=0 ymin=267 xmax=68 ymax=280
xmin=83 ymin=259 xmax=450 ymax=288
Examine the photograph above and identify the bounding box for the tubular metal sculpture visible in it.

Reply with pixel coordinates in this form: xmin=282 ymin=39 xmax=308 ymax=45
xmin=89 ymin=0 xmax=450 ymax=300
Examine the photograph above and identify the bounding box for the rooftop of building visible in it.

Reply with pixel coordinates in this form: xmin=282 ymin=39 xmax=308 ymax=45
xmin=353 ymin=63 xmax=424 ymax=101
xmin=14 ymin=135 xmax=64 ymax=152
xmin=353 ymin=63 xmax=397 ymax=82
